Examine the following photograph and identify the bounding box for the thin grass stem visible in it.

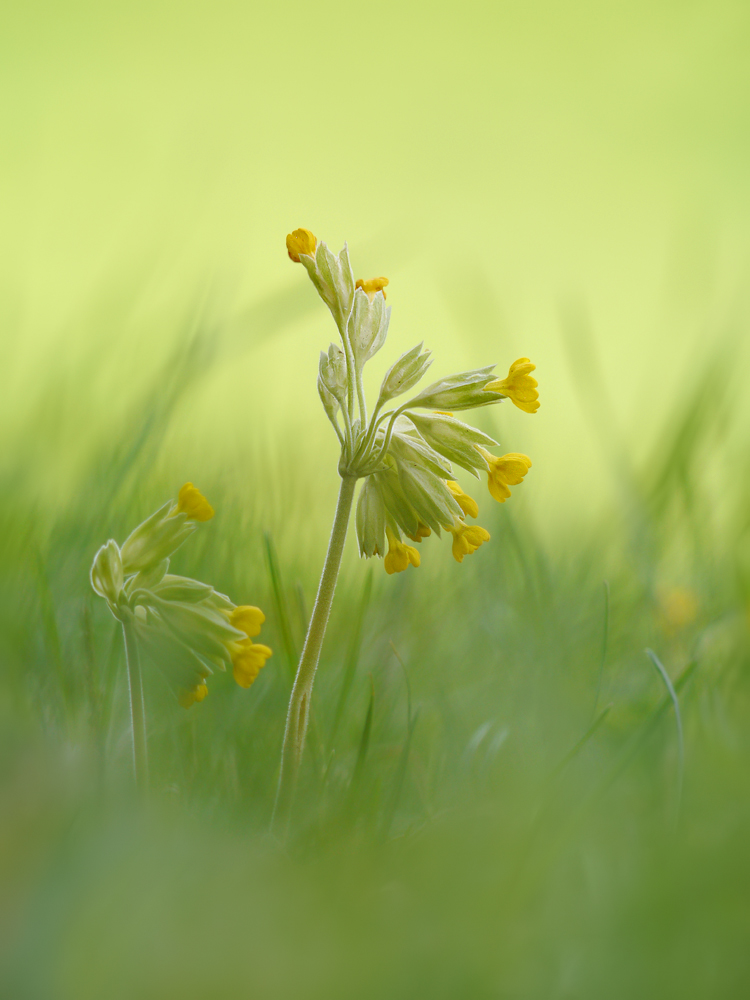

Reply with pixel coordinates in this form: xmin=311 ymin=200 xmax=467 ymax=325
xmin=646 ymin=647 xmax=685 ymax=818
xmin=121 ymin=616 xmax=148 ymax=792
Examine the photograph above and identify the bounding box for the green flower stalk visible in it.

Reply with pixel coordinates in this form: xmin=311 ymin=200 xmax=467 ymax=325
xmin=90 ymin=483 xmax=272 ymax=789
xmin=274 ymin=228 xmax=540 ymax=829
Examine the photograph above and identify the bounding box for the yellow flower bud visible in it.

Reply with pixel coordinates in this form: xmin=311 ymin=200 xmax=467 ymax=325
xmin=406 ymin=523 xmax=432 ymax=543
xmin=286 ymin=228 xmax=317 ymax=262
xmin=175 ymin=483 xmax=215 ymax=521
xmin=476 ymin=450 xmax=532 ymax=503
xmin=355 ymin=276 xmax=389 ymax=301
xmin=384 ymin=526 xmax=421 ymax=574
xmin=446 ymin=481 xmax=479 ymax=519
xmin=485 ymin=358 xmax=539 ymax=413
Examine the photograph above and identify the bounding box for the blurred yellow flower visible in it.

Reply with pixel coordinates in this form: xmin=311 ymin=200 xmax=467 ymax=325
xmin=175 ymin=482 xmax=215 ymax=521
xmin=286 ymin=228 xmax=317 ymax=262
xmin=658 ymin=586 xmax=699 ymax=634
xmin=447 ymin=480 xmax=479 ymax=519
xmin=356 ymin=276 xmax=389 ymax=300
xmin=179 ymin=681 xmax=209 ymax=709
xmin=384 ymin=526 xmax=421 ymax=574
xmin=448 ymin=521 xmax=491 ymax=562
xmin=476 ymin=450 xmax=532 ymax=503
xmin=486 ymin=358 xmax=539 ymax=413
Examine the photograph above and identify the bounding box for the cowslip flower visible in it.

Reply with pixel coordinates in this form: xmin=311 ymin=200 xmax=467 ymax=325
xmin=475 ymin=449 xmax=532 ymax=503
xmin=286 ymin=228 xmax=317 ymax=262
xmin=384 ymin=526 xmax=421 ymax=575
xmin=447 ymin=480 xmax=479 ymax=519
xmin=448 ymin=519 xmax=491 ymax=563
xmin=356 ymin=276 xmax=389 ymax=300
xmin=485 ymin=358 xmax=539 ymax=413
xmin=90 ymin=484 xmax=272 ymax=787
xmin=275 ymin=228 xmax=540 ymax=828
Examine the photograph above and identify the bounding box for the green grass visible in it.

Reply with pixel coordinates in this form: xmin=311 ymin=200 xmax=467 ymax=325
xmin=1 ymin=281 xmax=749 ymax=999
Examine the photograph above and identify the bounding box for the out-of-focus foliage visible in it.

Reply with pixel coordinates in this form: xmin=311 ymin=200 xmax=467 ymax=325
xmin=2 ymin=0 xmax=750 ymax=996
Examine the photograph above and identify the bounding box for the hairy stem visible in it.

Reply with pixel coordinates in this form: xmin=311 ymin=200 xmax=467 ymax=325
xmin=122 ymin=616 xmax=149 ymax=792
xmin=273 ymin=474 xmax=357 ymax=834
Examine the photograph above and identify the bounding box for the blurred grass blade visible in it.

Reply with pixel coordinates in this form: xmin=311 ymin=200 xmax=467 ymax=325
xmin=379 ymin=643 xmax=420 ymax=838
xmin=263 ymin=531 xmax=298 ymax=684
xmin=350 ymin=677 xmax=375 ymax=792
xmin=35 ymin=551 xmax=68 ymax=713
xmin=551 ymin=703 xmax=613 ymax=781
xmin=646 ymin=647 xmax=685 ymax=814
xmin=330 ymin=569 xmax=373 ymax=747
xmin=599 ymin=659 xmax=696 ymax=801
xmin=591 ymin=580 xmax=610 ymax=720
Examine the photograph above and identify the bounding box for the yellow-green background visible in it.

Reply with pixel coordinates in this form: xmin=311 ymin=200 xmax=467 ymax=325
xmin=4 ymin=0 xmax=749 ymax=527
xmin=2 ymin=2 xmax=750 ymax=998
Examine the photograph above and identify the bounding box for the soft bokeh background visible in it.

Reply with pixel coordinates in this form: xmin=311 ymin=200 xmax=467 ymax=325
xmin=2 ymin=1 xmax=750 ymax=997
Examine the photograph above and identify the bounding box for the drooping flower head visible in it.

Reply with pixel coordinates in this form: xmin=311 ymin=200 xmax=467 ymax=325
xmin=286 ymin=227 xmax=540 ymax=572
xmin=90 ymin=485 xmax=272 ymax=707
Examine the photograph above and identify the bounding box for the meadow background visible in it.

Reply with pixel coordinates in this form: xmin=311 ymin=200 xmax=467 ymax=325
xmin=2 ymin=0 xmax=750 ymax=996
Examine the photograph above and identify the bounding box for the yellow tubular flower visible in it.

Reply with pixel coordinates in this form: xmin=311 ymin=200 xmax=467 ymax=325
xmin=485 ymin=358 xmax=539 ymax=413
xmin=406 ymin=522 xmax=432 ymax=543
xmin=476 ymin=449 xmax=532 ymax=503
xmin=384 ymin=526 xmax=421 ymax=574
xmin=228 ymin=605 xmax=265 ymax=638
xmin=448 ymin=521 xmax=491 ymax=563
xmin=179 ymin=681 xmax=209 ymax=709
xmin=286 ymin=228 xmax=317 ymax=262
xmin=356 ymin=276 xmax=389 ymax=300
xmin=175 ymin=482 xmax=215 ymax=521
xmin=232 ymin=640 xmax=273 ymax=689
xmin=446 ymin=480 xmax=479 ymax=519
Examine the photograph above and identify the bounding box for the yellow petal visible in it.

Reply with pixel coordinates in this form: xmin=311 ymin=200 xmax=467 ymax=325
xmin=406 ymin=522 xmax=432 ymax=542
xmin=447 ymin=480 xmax=479 ymax=519
xmin=176 ymin=483 xmax=215 ymax=521
xmin=286 ymin=228 xmax=317 ymax=262
xmin=232 ymin=642 xmax=273 ymax=689
xmin=356 ymin=276 xmax=389 ymax=300
xmin=178 ymin=681 xmax=208 ymax=708
xmin=384 ymin=526 xmax=421 ymax=574
xmin=229 ymin=605 xmax=266 ymax=638
xmin=449 ymin=522 xmax=490 ymax=562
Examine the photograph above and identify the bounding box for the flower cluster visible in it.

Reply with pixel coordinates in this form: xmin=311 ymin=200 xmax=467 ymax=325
xmin=90 ymin=483 xmax=272 ymax=706
xmin=286 ymin=228 xmax=539 ymax=574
